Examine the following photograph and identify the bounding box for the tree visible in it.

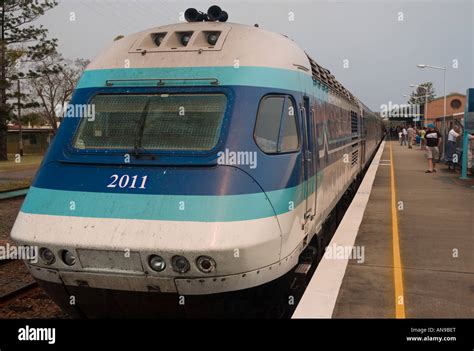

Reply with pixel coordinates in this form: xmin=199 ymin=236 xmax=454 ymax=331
xmin=30 ymin=54 xmax=89 ymax=131
xmin=407 ymin=82 xmax=436 ymax=105
xmin=0 ymin=0 xmax=58 ymax=160
xmin=7 ymin=47 xmax=50 ymax=156
xmin=19 ymin=111 xmax=43 ymax=127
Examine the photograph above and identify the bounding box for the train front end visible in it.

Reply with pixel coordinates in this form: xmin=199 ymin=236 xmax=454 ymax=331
xmin=10 ymin=20 xmax=311 ymax=317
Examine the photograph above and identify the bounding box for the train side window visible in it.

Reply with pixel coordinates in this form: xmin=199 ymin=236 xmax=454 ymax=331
xmin=254 ymin=95 xmax=299 ymax=154
xmin=254 ymin=96 xmax=285 ymax=153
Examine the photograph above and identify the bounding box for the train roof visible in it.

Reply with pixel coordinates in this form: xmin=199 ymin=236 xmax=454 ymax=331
xmin=88 ymin=22 xmax=308 ymax=72
xmin=87 ymin=21 xmax=358 ymax=105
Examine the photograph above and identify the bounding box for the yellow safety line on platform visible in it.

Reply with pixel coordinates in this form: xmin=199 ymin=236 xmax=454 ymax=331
xmin=389 ymin=141 xmax=406 ymax=318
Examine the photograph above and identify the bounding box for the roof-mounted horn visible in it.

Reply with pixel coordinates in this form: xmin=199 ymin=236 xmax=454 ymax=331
xmin=184 ymin=5 xmax=228 ymax=23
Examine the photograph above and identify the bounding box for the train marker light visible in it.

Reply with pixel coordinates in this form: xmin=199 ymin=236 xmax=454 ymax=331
xmin=207 ymin=32 xmax=220 ymax=46
xmin=196 ymin=256 xmax=216 ymax=273
xmin=172 ymin=255 xmax=190 ymax=273
xmin=154 ymin=33 xmax=166 ymax=47
xmin=40 ymin=248 xmax=55 ymax=265
xmin=149 ymin=255 xmax=166 ymax=272
xmin=62 ymin=250 xmax=76 ymax=266
xmin=180 ymin=33 xmax=192 ymax=46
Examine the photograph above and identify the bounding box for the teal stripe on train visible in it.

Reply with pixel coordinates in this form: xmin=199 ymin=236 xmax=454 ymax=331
xmin=21 ymin=181 xmax=313 ymax=222
xmin=77 ymin=66 xmax=329 ymax=101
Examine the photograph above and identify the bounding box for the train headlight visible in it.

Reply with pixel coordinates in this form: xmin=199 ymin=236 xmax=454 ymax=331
xmin=39 ymin=248 xmax=55 ymax=265
xmin=154 ymin=33 xmax=166 ymax=47
xmin=149 ymin=255 xmax=166 ymax=272
xmin=171 ymin=255 xmax=190 ymax=274
xmin=180 ymin=33 xmax=191 ymax=46
xmin=207 ymin=32 xmax=219 ymax=46
xmin=61 ymin=250 xmax=76 ymax=266
xmin=196 ymin=256 xmax=216 ymax=273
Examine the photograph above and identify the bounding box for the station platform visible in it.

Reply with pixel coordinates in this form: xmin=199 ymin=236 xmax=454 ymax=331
xmin=293 ymin=140 xmax=474 ymax=318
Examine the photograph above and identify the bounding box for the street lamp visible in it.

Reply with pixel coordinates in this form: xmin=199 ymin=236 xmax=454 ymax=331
xmin=417 ymin=64 xmax=447 ymax=158
xmin=409 ymin=84 xmax=429 ymax=127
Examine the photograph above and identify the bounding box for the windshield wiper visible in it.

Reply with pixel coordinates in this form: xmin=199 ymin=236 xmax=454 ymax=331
xmin=132 ymin=99 xmax=156 ymax=160
xmin=132 ymin=145 xmax=156 ymax=160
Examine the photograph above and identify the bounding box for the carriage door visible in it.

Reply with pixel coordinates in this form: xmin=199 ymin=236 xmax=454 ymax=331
xmin=301 ymin=96 xmax=315 ymax=231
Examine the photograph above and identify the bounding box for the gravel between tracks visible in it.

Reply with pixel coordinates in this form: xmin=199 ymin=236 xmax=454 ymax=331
xmin=0 ymin=198 xmax=23 ymax=245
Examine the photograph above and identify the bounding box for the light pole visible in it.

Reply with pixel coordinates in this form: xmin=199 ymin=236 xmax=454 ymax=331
xmin=417 ymin=64 xmax=447 ymax=158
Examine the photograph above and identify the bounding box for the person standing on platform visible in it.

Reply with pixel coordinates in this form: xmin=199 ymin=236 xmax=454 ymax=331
xmin=425 ymin=124 xmax=442 ymax=173
xmin=407 ymin=124 xmax=414 ymax=149
xmin=420 ymin=127 xmax=426 ymax=150
xmin=447 ymin=125 xmax=461 ymax=162
xmin=401 ymin=126 xmax=407 ymax=146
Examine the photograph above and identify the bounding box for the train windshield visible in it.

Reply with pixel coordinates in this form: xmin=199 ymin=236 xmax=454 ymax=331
xmin=72 ymin=93 xmax=227 ymax=152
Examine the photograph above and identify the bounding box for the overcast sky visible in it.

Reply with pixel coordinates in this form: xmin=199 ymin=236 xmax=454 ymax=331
xmin=38 ymin=0 xmax=473 ymax=111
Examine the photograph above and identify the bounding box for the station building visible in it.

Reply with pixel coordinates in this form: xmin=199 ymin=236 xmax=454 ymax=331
xmin=7 ymin=125 xmax=54 ymax=155
xmin=425 ymin=92 xmax=466 ymax=129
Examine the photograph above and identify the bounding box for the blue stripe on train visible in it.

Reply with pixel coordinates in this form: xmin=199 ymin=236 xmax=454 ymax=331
xmin=77 ymin=66 xmax=322 ymax=95
xmin=22 ymin=177 xmax=311 ymax=221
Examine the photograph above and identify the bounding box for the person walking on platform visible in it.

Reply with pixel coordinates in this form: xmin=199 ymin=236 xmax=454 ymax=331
xmin=425 ymin=124 xmax=442 ymax=173
xmin=401 ymin=126 xmax=407 ymax=146
xmin=407 ymin=124 xmax=414 ymax=149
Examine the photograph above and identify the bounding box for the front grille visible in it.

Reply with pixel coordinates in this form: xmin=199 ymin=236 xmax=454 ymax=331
xmin=77 ymin=249 xmax=144 ymax=273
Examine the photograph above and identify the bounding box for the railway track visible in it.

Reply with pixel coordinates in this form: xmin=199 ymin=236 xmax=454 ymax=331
xmin=0 ymin=258 xmax=68 ymax=318
xmin=0 ymin=259 xmax=38 ymax=306
xmin=0 ymin=187 xmax=29 ymax=201
xmin=0 ymin=189 xmax=68 ymax=318
xmin=0 ymin=189 xmax=38 ymax=305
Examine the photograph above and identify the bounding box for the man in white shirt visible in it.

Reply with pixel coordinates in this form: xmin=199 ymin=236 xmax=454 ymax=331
xmin=447 ymin=126 xmax=461 ymax=162
xmin=401 ymin=127 xmax=407 ymax=146
xmin=448 ymin=126 xmax=461 ymax=142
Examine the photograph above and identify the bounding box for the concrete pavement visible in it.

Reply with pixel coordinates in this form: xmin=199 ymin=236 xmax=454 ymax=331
xmin=332 ymin=140 xmax=474 ymax=318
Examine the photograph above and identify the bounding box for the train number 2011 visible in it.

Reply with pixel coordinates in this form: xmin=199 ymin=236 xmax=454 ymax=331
xmin=107 ymin=175 xmax=148 ymax=189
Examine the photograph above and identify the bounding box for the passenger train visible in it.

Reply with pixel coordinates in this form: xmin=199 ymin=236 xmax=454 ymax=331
xmin=11 ymin=6 xmax=383 ymax=317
